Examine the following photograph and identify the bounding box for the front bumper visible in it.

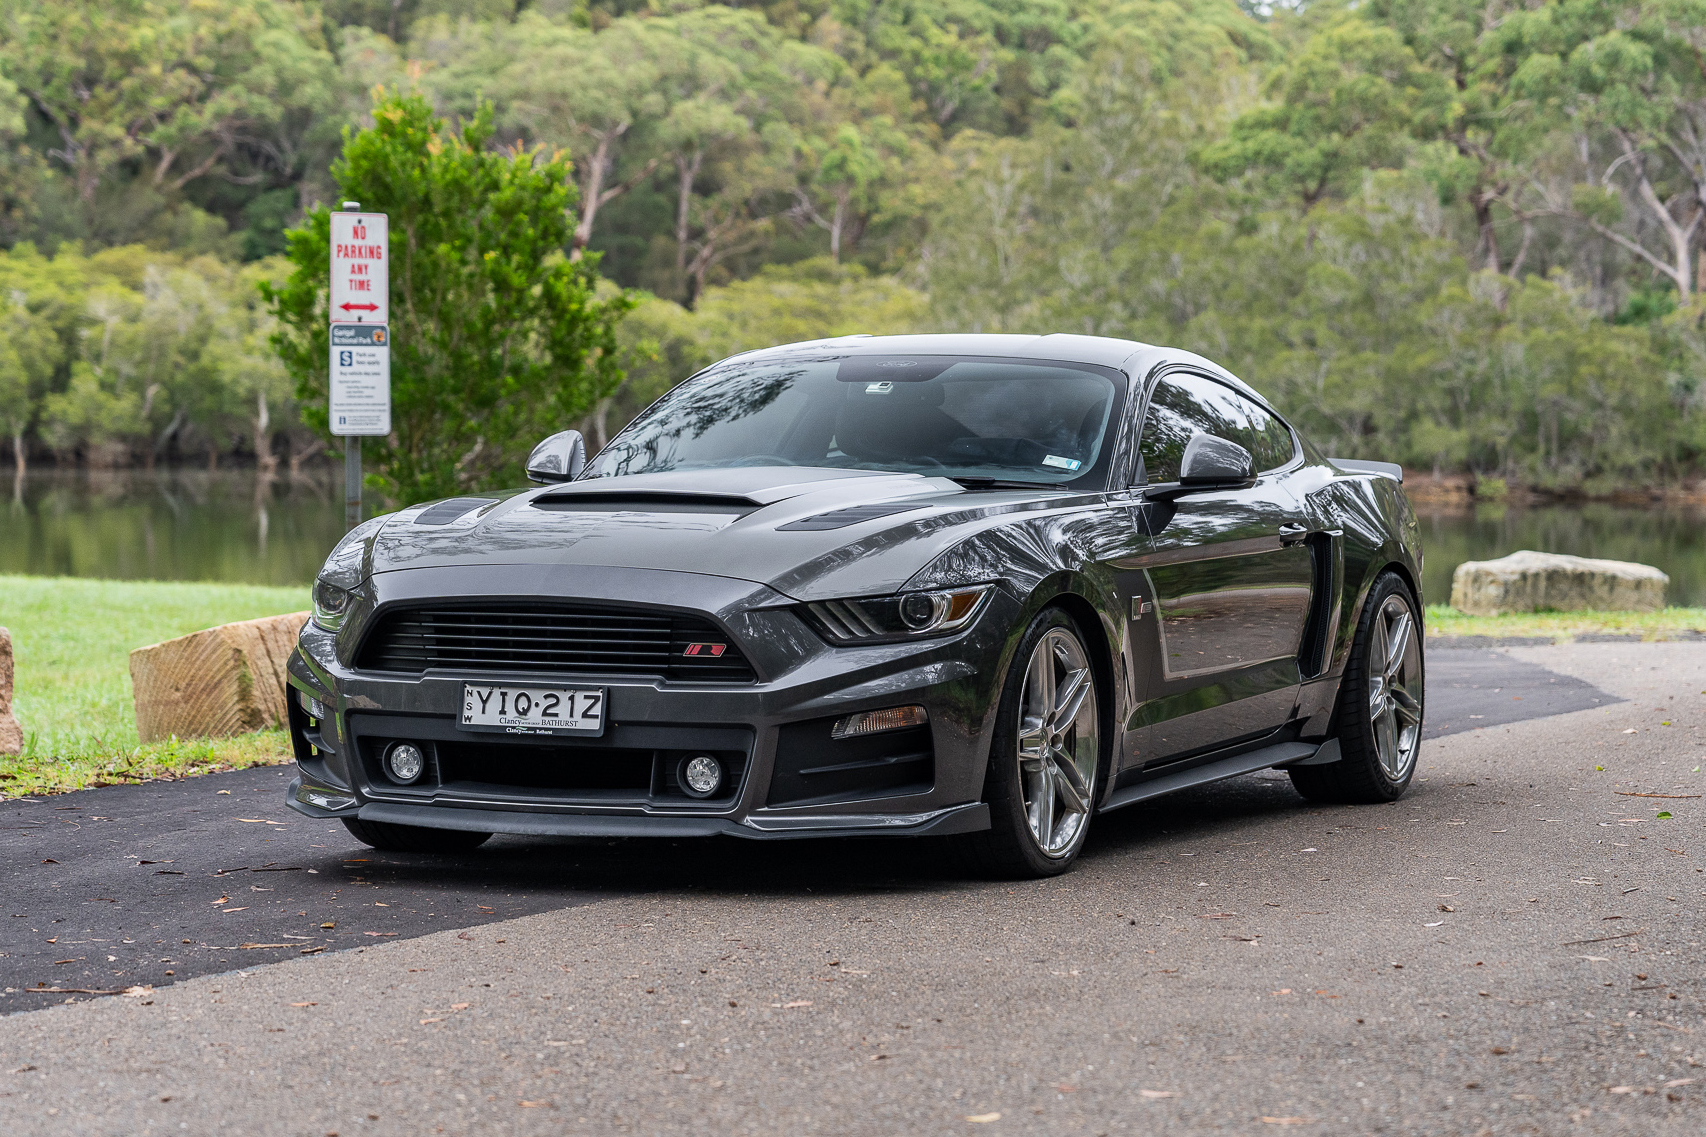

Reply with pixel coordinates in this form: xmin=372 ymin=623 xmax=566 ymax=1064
xmin=285 ymin=563 xmax=1014 ymax=841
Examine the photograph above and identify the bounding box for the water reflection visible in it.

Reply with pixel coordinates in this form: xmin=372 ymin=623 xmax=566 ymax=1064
xmin=2 ymin=469 xmax=345 ymax=586
xmin=1417 ymin=503 xmax=1706 ymax=608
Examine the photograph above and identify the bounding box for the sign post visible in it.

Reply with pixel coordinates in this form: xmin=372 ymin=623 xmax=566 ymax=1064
xmin=329 ymin=202 xmax=389 ymax=531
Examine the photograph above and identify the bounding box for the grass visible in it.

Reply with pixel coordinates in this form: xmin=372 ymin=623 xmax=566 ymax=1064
xmin=0 ymin=575 xmax=309 ymax=797
xmin=1426 ymin=603 xmax=1706 ymax=641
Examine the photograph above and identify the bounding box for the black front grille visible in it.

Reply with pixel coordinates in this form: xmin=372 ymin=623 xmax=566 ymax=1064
xmin=355 ymin=603 xmax=756 ymax=682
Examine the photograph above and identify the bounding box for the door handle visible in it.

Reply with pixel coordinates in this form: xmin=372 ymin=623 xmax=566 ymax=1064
xmin=1278 ymin=523 xmax=1309 ymax=546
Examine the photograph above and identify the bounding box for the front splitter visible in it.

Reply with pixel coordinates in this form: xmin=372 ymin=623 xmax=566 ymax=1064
xmin=354 ymin=800 xmax=991 ymax=841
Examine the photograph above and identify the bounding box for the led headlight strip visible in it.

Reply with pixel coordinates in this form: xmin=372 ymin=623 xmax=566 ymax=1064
xmin=804 ymin=584 xmax=992 ymax=644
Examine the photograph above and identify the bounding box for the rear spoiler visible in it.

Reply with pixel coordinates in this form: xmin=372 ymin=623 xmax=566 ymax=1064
xmin=1332 ymin=458 xmax=1403 ymax=483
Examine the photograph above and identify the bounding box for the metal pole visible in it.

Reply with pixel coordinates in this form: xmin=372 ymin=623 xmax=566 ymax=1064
xmin=344 ymin=434 xmax=361 ymax=531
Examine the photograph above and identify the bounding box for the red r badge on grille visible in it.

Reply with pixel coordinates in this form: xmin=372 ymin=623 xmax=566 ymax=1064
xmin=683 ymin=642 xmax=727 ymax=657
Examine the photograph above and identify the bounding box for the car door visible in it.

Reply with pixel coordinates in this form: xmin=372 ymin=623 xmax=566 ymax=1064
xmin=1125 ymin=371 xmax=1315 ymax=767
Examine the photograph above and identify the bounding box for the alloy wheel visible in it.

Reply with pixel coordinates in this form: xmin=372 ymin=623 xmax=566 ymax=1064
xmin=1017 ymin=627 xmax=1099 ymax=858
xmin=1366 ymin=594 xmax=1423 ymax=781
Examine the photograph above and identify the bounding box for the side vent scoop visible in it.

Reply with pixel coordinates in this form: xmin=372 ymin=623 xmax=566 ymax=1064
xmin=413 ymin=497 xmax=493 ymax=526
xmin=777 ymin=503 xmax=926 ymax=531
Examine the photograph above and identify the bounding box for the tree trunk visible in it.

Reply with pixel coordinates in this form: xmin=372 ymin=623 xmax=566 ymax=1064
xmin=253 ymin=391 xmax=276 ymax=478
xmin=674 ymin=150 xmax=703 ymax=279
xmin=1472 ymin=194 xmax=1501 ymax=274
xmin=572 ymin=131 xmax=619 ymax=259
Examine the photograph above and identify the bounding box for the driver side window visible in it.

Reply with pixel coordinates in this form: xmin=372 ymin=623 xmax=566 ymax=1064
xmin=1138 ymin=373 xmax=1293 ymax=483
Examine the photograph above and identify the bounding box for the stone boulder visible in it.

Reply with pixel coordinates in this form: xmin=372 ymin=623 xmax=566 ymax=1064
xmin=130 ymin=613 xmax=309 ymax=744
xmin=0 ymin=627 xmax=21 ymax=756
xmin=1450 ymin=550 xmax=1667 ymax=616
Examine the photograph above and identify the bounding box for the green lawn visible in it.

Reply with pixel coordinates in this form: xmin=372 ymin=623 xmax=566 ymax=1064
xmin=1426 ymin=604 xmax=1706 ymax=641
xmin=0 ymin=575 xmax=309 ymax=797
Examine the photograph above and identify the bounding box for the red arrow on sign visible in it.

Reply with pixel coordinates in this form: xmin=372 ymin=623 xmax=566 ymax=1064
xmin=339 ymin=301 xmax=380 ymax=312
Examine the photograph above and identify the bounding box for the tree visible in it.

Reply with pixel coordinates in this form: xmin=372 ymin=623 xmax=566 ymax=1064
xmin=0 ymin=292 xmax=59 ymax=478
xmin=1199 ymin=16 xmax=1440 ymax=214
xmin=0 ymin=0 xmax=337 ymax=240
xmin=264 ymin=90 xmax=632 ymax=505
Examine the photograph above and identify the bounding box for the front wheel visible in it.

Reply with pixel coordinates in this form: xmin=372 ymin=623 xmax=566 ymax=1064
xmin=342 ymin=817 xmax=492 ymax=853
xmin=1290 ymin=572 xmax=1423 ymax=804
xmin=963 ymin=608 xmax=1104 ymax=878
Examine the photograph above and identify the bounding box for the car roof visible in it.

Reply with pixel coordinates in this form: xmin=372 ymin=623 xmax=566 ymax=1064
xmin=715 ymin=333 xmax=1269 ymax=406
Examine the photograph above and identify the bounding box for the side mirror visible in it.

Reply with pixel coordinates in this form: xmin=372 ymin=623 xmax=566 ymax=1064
xmin=1146 ymin=433 xmax=1255 ymax=500
xmin=526 ymin=430 xmax=587 ymax=484
xmin=1179 ymin=432 xmax=1254 ymax=486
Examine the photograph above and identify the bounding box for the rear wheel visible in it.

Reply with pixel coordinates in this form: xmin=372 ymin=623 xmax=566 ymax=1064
xmin=964 ymin=608 xmax=1103 ymax=878
xmin=341 ymin=817 xmax=492 ymax=853
xmin=1290 ymin=572 xmax=1423 ymax=804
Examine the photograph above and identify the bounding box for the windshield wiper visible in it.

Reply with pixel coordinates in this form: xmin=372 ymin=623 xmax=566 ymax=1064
xmin=948 ymin=476 xmax=1058 ymax=492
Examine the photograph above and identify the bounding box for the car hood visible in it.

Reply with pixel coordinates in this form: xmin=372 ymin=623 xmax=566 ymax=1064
xmin=367 ymin=467 xmax=1080 ymax=602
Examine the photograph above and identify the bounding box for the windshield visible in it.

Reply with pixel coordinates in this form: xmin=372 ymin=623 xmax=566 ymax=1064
xmin=584 ymin=355 xmax=1125 ymax=487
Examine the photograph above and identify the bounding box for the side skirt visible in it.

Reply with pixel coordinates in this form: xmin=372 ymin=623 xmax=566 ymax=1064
xmin=1097 ymin=738 xmax=1331 ymax=813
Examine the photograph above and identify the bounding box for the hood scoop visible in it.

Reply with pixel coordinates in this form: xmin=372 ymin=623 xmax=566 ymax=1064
xmin=776 ymin=502 xmax=927 ymax=531
xmin=532 ymin=492 xmax=760 ymax=517
xmin=413 ymin=497 xmax=495 ymax=526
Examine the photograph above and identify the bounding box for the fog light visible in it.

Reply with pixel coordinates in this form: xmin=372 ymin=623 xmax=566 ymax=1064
xmin=831 ymin=705 xmax=929 ymax=739
xmin=297 ymin=689 xmax=327 ymax=721
xmin=680 ymin=754 xmax=723 ymax=798
xmin=385 ymin=742 xmax=425 ymax=785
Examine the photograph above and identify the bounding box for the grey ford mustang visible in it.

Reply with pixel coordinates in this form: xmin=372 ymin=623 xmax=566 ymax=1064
xmin=285 ymin=333 xmax=1423 ymax=877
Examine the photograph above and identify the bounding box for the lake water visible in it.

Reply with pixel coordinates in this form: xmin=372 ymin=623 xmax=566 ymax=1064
xmin=4 ymin=471 xmax=1705 ymax=606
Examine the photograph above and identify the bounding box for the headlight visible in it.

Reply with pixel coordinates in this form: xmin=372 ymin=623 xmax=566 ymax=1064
xmin=311 ymin=517 xmax=386 ymax=632
xmin=801 ymin=585 xmax=993 ymax=644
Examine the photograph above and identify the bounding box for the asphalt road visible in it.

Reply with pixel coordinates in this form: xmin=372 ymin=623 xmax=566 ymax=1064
xmin=1 ymin=641 xmax=1701 ymax=1135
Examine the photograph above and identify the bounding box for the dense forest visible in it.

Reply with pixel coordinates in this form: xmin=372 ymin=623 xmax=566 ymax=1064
xmin=5 ymin=0 xmax=1706 ymax=495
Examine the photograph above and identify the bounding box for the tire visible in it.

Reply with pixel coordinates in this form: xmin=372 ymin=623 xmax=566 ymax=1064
xmin=1290 ymin=571 xmax=1423 ymax=804
xmin=962 ymin=607 xmax=1106 ymax=878
xmin=341 ymin=817 xmax=493 ymax=853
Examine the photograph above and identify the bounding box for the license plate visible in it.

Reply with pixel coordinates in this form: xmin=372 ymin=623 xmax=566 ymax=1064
xmin=458 ymin=684 xmax=605 ymax=737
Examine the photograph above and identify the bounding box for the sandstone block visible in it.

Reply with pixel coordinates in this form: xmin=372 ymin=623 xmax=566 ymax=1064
xmin=1450 ymin=550 xmax=1667 ymax=616
xmin=0 ymin=626 xmax=21 ymax=756
xmin=130 ymin=613 xmax=309 ymax=744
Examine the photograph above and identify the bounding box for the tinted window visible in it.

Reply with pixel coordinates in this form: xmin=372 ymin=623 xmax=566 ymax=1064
xmin=587 ymin=356 xmax=1123 ymax=487
xmin=1139 ymin=374 xmax=1293 ymax=482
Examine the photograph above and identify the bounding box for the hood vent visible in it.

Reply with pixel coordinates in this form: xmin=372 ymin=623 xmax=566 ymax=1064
xmin=413 ymin=497 xmax=493 ymax=526
xmin=532 ymin=492 xmax=759 ymax=517
xmin=777 ymin=502 xmax=926 ymax=531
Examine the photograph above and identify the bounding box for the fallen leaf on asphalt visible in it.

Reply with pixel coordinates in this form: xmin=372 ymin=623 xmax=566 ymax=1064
xmin=363 ymin=932 xmax=398 ymax=937
xmin=40 ymin=859 xmax=57 ymax=865
xmin=221 ymin=907 xmax=249 ymax=914
xmin=1581 ymin=956 xmax=1612 ymax=962
xmin=965 ymin=1113 xmax=1001 ymax=1123
xmin=1664 ymin=1078 xmax=1695 ymax=1087
xmin=1272 ymin=989 xmax=1292 ymax=995
xmin=420 ymin=1017 xmax=443 ymax=1025
xmin=52 ymin=958 xmax=79 ymax=965
xmin=519 ymin=1101 xmax=547 ymax=1108
xmin=1609 ymin=1086 xmax=1635 ymax=1094
xmin=238 ymin=944 xmax=294 ymax=950
xmin=451 ymin=1002 xmax=470 ymax=1011
xmin=210 ymin=896 xmax=230 ymax=906
xmin=782 ymin=1000 xmax=812 ymax=1008
xmin=1657 ymin=811 xmax=1674 ymax=820
xmin=1615 ymin=792 xmax=1701 ymax=799
xmin=1054 ymin=1083 xmax=1078 ymax=1092
xmin=1438 ymin=905 xmax=1455 ymax=912
xmin=320 ymin=922 xmax=335 ymax=929
xmin=120 ymin=986 xmax=152 ymax=998
xmin=1260 ymin=1117 xmax=1313 ymax=1125
xmin=1138 ymin=1089 xmax=1176 ymax=1099
xmin=1198 ymin=913 xmax=1236 ymax=920
xmin=235 ymin=818 xmax=271 ymax=823
xmin=299 ymin=946 xmax=325 ymax=955
xmin=1424 ymin=921 xmax=1444 ymax=928
xmin=289 ymin=1002 xmax=317 ymax=1007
